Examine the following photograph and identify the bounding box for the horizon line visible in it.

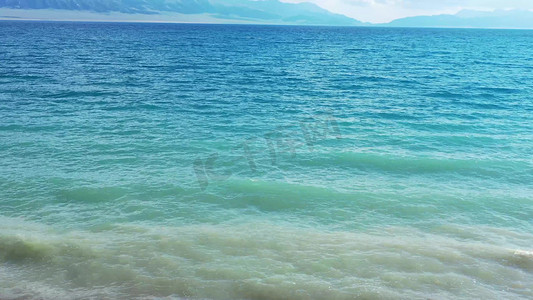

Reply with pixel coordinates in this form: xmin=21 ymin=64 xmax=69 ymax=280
xmin=2 ymin=17 xmax=533 ymax=31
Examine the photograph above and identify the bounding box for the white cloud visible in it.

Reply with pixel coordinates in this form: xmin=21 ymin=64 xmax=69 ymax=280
xmin=282 ymin=0 xmax=533 ymax=23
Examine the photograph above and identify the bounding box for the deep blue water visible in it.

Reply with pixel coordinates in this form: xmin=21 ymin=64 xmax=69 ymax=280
xmin=0 ymin=21 xmax=532 ymax=299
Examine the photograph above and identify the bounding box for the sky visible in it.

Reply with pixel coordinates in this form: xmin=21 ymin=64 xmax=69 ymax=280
xmin=282 ymin=0 xmax=533 ymax=23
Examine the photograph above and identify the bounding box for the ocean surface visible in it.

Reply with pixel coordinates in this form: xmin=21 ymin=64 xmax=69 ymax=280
xmin=0 ymin=21 xmax=532 ymax=299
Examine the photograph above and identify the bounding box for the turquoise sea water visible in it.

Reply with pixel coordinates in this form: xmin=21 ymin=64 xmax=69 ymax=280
xmin=0 ymin=22 xmax=532 ymax=299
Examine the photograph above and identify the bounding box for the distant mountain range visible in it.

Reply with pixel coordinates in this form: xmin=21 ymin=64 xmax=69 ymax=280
xmin=387 ymin=9 xmax=533 ymax=29
xmin=0 ymin=0 xmax=363 ymax=25
xmin=1 ymin=1 xmax=533 ymax=28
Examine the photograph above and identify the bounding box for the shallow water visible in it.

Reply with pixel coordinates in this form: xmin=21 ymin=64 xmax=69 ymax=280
xmin=0 ymin=22 xmax=532 ymax=299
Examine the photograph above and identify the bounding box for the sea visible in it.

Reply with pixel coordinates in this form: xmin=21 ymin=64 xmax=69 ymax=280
xmin=0 ymin=21 xmax=532 ymax=299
